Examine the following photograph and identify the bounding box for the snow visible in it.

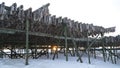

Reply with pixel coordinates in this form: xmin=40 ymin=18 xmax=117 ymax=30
xmin=0 ymin=54 xmax=120 ymax=68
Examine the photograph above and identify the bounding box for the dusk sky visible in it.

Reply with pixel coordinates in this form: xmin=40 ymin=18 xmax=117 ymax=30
xmin=0 ymin=0 xmax=120 ymax=36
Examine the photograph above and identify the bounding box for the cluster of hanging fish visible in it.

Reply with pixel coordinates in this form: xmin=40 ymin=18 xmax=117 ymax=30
xmin=0 ymin=2 xmax=115 ymax=37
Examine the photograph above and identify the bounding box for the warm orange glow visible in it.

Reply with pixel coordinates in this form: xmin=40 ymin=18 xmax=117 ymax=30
xmin=51 ymin=44 xmax=58 ymax=51
xmin=52 ymin=46 xmax=57 ymax=51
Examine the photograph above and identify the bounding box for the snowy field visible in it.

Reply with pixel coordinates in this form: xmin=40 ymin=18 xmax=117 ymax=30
xmin=0 ymin=54 xmax=120 ymax=68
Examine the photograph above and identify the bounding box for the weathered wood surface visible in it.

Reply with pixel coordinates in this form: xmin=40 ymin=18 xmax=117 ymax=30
xmin=0 ymin=2 xmax=115 ymax=38
xmin=0 ymin=2 xmax=118 ymax=47
xmin=0 ymin=2 xmax=119 ymax=65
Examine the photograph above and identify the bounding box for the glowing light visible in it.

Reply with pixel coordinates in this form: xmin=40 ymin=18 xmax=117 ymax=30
xmin=48 ymin=45 xmax=51 ymax=48
xmin=52 ymin=46 xmax=57 ymax=51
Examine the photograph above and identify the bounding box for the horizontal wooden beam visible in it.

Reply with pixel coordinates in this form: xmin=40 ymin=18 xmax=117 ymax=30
xmin=0 ymin=28 xmax=92 ymax=41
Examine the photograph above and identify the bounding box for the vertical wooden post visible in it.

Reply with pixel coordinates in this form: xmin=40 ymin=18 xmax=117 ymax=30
xmin=56 ymin=48 xmax=58 ymax=59
xmin=47 ymin=45 xmax=49 ymax=58
xmin=25 ymin=19 xmax=29 ymax=65
xmin=0 ymin=45 xmax=3 ymax=58
xmin=102 ymin=45 xmax=106 ymax=62
xmin=102 ymin=35 xmax=106 ymax=62
xmin=35 ymin=45 xmax=37 ymax=59
xmin=116 ymin=48 xmax=118 ymax=60
xmin=11 ymin=46 xmax=13 ymax=59
xmin=93 ymin=46 xmax=96 ymax=59
xmin=110 ymin=46 xmax=114 ymax=63
xmin=72 ymin=47 xmax=75 ymax=56
xmin=115 ymin=47 xmax=117 ymax=63
xmin=107 ymin=46 xmax=110 ymax=61
xmin=64 ymin=23 xmax=68 ymax=61
xmin=105 ymin=47 xmax=107 ymax=61
xmin=87 ymin=31 xmax=91 ymax=64
xmin=52 ymin=50 xmax=56 ymax=60
xmin=113 ymin=46 xmax=116 ymax=64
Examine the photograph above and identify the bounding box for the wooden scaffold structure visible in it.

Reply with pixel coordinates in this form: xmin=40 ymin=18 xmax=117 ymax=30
xmin=0 ymin=2 xmax=119 ymax=65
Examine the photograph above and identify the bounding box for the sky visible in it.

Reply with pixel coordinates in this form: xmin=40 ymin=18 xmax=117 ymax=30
xmin=0 ymin=0 xmax=120 ymax=36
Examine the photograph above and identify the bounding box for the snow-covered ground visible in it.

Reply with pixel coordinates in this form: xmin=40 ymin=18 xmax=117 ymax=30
xmin=0 ymin=54 xmax=120 ymax=68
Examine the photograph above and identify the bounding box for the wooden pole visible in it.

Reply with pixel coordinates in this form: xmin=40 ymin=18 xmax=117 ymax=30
xmin=101 ymin=35 xmax=106 ymax=62
xmin=76 ymin=34 xmax=99 ymax=63
xmin=72 ymin=47 xmax=75 ymax=56
xmin=35 ymin=45 xmax=37 ymax=59
xmin=71 ymin=36 xmax=83 ymax=63
xmin=64 ymin=23 xmax=68 ymax=61
xmin=113 ymin=46 xmax=116 ymax=64
xmin=25 ymin=19 xmax=29 ymax=65
xmin=47 ymin=45 xmax=49 ymax=59
xmin=115 ymin=47 xmax=117 ymax=63
xmin=11 ymin=46 xmax=13 ymax=59
xmin=0 ymin=45 xmax=3 ymax=58
xmin=107 ymin=46 xmax=110 ymax=61
xmin=87 ymin=31 xmax=91 ymax=64
xmin=93 ymin=46 xmax=96 ymax=59
xmin=110 ymin=46 xmax=114 ymax=63
xmin=102 ymin=45 xmax=106 ymax=62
